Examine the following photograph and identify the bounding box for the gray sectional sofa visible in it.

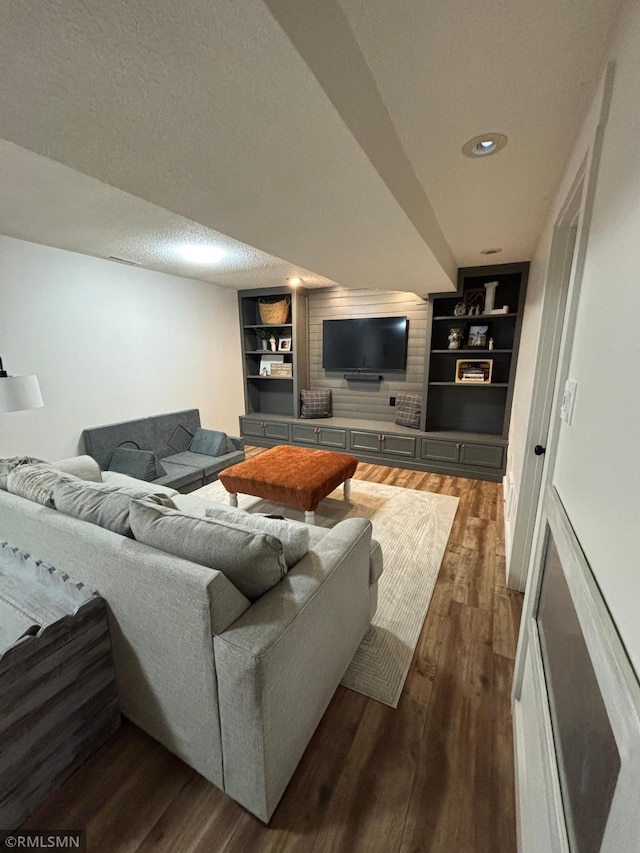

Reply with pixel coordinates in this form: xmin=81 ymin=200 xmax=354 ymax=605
xmin=82 ymin=409 xmax=244 ymax=493
xmin=0 ymin=455 xmax=382 ymax=822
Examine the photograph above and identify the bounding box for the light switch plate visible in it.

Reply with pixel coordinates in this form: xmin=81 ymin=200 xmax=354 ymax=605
xmin=560 ymin=379 xmax=577 ymax=424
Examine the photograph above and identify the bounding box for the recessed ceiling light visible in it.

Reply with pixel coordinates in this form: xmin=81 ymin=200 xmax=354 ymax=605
xmin=480 ymin=247 xmax=503 ymax=255
xmin=287 ymin=276 xmax=301 ymax=286
xmin=462 ymin=133 xmax=508 ymax=158
xmin=176 ymin=244 xmax=226 ymax=264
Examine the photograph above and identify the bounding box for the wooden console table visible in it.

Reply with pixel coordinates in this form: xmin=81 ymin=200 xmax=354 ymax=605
xmin=0 ymin=541 xmax=120 ymax=829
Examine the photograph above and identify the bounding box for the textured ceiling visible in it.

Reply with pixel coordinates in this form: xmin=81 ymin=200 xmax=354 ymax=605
xmin=0 ymin=0 xmax=621 ymax=294
xmin=0 ymin=141 xmax=338 ymax=289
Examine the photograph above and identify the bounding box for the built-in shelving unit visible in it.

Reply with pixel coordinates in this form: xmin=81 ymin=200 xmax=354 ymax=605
xmin=236 ymin=266 xmax=528 ymax=482
xmin=238 ymin=287 xmax=309 ymax=418
xmin=424 ymin=262 xmax=529 ymax=442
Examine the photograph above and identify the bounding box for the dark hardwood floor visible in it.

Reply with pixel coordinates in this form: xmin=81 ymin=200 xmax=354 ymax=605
xmin=22 ymin=450 xmax=523 ymax=852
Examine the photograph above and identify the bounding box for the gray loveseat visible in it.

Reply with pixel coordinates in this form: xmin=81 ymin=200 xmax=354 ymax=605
xmin=0 ymin=455 xmax=382 ymax=822
xmin=82 ymin=409 xmax=244 ymax=493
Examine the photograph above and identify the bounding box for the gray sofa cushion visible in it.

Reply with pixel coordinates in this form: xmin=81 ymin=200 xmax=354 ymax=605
xmin=53 ymin=479 xmax=176 ymax=537
xmin=154 ymin=461 xmax=204 ymax=491
xmin=108 ymin=447 xmax=157 ymax=481
xmin=224 ymin=436 xmax=239 ymax=454
xmin=205 ymin=504 xmax=310 ymax=568
xmin=6 ymin=464 xmax=79 ymax=507
xmin=164 ymin=451 xmax=226 ymax=478
xmin=189 ymin=428 xmax=227 ymax=457
xmin=164 ymin=450 xmax=245 ymax=479
xmin=0 ymin=456 xmax=45 ymax=490
xmin=129 ymin=499 xmax=287 ymax=600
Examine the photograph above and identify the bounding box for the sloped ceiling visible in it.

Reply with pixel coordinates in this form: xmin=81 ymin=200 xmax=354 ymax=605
xmin=0 ymin=0 xmax=620 ymax=294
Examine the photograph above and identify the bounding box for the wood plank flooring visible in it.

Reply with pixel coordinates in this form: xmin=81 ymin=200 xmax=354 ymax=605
xmin=22 ymin=451 xmax=523 ymax=852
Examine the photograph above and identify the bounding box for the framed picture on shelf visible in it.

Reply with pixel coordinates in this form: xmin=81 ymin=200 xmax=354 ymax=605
xmin=277 ymin=337 xmax=292 ymax=352
xmin=455 ymin=359 xmax=493 ymax=384
xmin=259 ymin=355 xmax=284 ymax=376
xmin=270 ymin=362 xmax=293 ymax=377
xmin=467 ymin=323 xmax=490 ymax=347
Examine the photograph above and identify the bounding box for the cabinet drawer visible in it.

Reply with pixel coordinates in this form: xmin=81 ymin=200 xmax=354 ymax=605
xmin=318 ymin=428 xmax=347 ymax=449
xmin=292 ymin=424 xmax=318 ymax=444
xmin=420 ymin=438 xmax=459 ymax=463
xmin=350 ymin=431 xmax=381 ymax=453
xmin=240 ymin=418 xmax=265 ymax=438
xmin=381 ymin=434 xmax=416 ymax=458
xmin=264 ymin=421 xmax=289 ymax=441
xmin=459 ymin=443 xmax=504 ymax=469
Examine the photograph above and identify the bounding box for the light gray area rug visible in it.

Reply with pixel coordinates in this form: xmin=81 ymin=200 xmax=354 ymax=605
xmin=193 ymin=479 xmax=459 ymax=708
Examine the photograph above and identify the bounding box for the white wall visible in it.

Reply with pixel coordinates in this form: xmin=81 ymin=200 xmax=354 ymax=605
xmin=509 ymin=0 xmax=640 ymax=675
xmin=0 ymin=236 xmax=244 ymax=460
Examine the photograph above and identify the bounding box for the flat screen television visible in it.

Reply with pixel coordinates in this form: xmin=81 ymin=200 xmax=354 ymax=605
xmin=322 ymin=316 xmax=408 ymax=371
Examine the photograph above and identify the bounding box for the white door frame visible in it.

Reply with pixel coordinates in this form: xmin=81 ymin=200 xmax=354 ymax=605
xmin=507 ymin=61 xmax=616 ymax=595
xmin=513 ymin=60 xmax=616 ymax=693
xmin=506 ymin=171 xmax=583 ymax=592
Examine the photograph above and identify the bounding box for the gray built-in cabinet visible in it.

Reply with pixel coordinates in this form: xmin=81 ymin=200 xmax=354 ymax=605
xmin=237 ymin=264 xmax=528 ymax=482
xmin=425 ymin=262 xmax=529 ymax=439
xmin=239 ymin=286 xmax=309 ymax=419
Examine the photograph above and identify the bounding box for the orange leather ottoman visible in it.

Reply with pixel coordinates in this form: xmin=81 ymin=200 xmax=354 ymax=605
xmin=218 ymin=445 xmax=358 ymax=524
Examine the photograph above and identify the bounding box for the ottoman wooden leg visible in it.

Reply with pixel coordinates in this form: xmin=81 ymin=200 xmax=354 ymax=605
xmin=343 ymin=478 xmax=352 ymax=500
xmin=229 ymin=493 xmax=238 ymax=508
xmin=304 ymin=510 xmax=315 ymax=525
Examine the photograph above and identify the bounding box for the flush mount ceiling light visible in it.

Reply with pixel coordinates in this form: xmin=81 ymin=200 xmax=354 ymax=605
xmin=176 ymin=244 xmax=226 ymax=264
xmin=287 ymin=276 xmax=302 ymax=286
xmin=481 ymin=247 xmax=503 ymax=255
xmin=462 ymin=133 xmax=508 ymax=158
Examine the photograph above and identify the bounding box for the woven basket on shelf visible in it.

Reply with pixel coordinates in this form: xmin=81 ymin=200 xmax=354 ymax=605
xmin=258 ymin=296 xmax=290 ymax=325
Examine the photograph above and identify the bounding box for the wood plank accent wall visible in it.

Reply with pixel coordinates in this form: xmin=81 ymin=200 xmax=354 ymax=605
xmin=308 ymin=287 xmax=430 ymax=422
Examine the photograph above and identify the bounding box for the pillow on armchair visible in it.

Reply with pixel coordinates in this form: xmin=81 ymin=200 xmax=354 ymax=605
xmin=188 ymin=428 xmax=227 ymax=457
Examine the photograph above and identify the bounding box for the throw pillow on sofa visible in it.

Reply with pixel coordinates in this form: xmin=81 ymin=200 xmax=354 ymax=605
xmin=205 ymin=504 xmax=310 ymax=568
xmin=108 ymin=447 xmax=158 ymax=481
xmin=0 ymin=456 xmax=44 ymax=490
xmin=188 ymin=428 xmax=227 ymax=457
xmin=129 ymin=499 xmax=287 ymax=600
xmin=300 ymin=389 xmax=332 ymax=419
xmin=6 ymin=463 xmax=79 ymax=507
xmin=53 ymin=479 xmax=176 ymax=537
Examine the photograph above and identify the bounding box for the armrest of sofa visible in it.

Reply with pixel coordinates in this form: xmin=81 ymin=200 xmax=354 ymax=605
xmin=52 ymin=455 xmax=103 ymax=482
xmin=214 ymin=517 xmax=372 ymax=822
xmin=228 ymin=436 xmax=245 ymax=452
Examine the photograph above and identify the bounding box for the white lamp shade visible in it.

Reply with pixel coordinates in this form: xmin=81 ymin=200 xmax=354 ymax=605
xmin=0 ymin=375 xmax=44 ymax=413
